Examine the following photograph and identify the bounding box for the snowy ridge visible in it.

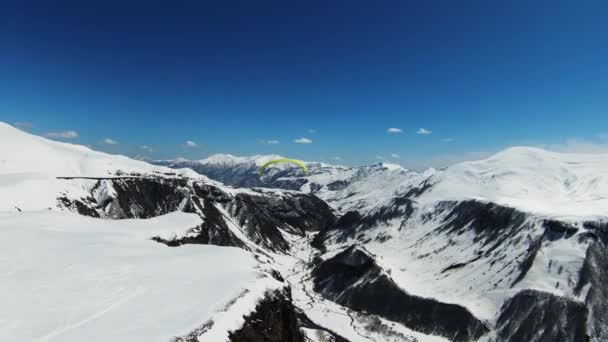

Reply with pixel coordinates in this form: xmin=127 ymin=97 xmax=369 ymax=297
xmin=420 ymin=146 xmax=608 ymax=217
xmin=0 ymin=122 xmax=197 ymax=178
xmin=0 ymin=123 xmax=208 ymax=211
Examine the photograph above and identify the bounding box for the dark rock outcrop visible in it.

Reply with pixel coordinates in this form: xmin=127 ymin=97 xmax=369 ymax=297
xmin=313 ymin=196 xmax=415 ymax=247
xmin=57 ymin=195 xmax=100 ymax=218
xmin=229 ymin=287 xmax=347 ymax=342
xmin=436 ymin=200 xmax=528 ymax=240
xmin=225 ymin=192 xmax=336 ymax=252
xmin=312 ymin=246 xmax=489 ymax=341
xmin=97 ymin=178 xmax=193 ymax=219
xmin=152 ymin=195 xmax=249 ymax=250
xmin=58 ymin=177 xmax=336 ymax=253
xmin=57 ymin=177 xmax=192 ymax=219
xmin=575 ymin=241 xmax=608 ymax=341
xmin=496 ymin=289 xmax=589 ymax=342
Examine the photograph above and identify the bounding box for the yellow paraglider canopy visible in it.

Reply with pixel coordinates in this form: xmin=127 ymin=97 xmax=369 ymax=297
xmin=258 ymin=158 xmax=308 ymax=175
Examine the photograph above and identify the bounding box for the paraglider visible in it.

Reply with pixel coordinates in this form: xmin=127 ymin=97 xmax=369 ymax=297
xmin=258 ymin=158 xmax=308 ymax=175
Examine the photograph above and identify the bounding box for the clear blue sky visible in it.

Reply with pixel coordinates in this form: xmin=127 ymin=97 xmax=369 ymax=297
xmin=1 ymin=1 xmax=607 ymax=168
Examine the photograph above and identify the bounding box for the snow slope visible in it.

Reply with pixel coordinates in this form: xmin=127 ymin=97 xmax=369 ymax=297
xmin=0 ymin=122 xmax=195 ymax=177
xmin=0 ymin=122 xmax=202 ymax=211
xmin=420 ymin=147 xmax=608 ymax=217
xmin=0 ymin=211 xmax=280 ymax=342
xmin=312 ymin=163 xmax=425 ymax=214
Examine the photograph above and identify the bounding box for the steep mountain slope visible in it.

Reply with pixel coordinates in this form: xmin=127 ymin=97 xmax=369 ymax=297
xmin=309 ymin=149 xmax=608 ymax=342
xmin=166 ymin=148 xmax=608 ymax=341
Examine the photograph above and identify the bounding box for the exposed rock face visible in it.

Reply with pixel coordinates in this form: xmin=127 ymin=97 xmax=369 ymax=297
xmin=575 ymin=241 xmax=608 ymax=341
xmin=59 ymin=177 xmax=336 ymax=253
xmin=228 ymin=287 xmax=347 ymax=342
xmin=153 ymin=195 xmax=249 ymax=250
xmin=228 ymin=288 xmax=305 ymax=342
xmin=312 ymin=246 xmax=489 ymax=341
xmin=496 ymin=289 xmax=589 ymax=342
xmin=95 ymin=178 xmax=193 ymax=219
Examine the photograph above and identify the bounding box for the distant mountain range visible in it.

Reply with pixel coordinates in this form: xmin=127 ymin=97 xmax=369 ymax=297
xmin=2 ymin=121 xmax=607 ymax=342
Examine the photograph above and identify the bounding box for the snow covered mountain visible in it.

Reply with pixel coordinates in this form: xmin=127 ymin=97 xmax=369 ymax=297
xmin=154 ymin=148 xmax=608 ymax=341
xmin=309 ymin=148 xmax=608 ymax=341
xmin=0 ymin=123 xmax=342 ymax=342
xmin=154 ymin=155 xmax=424 ymax=214
xmin=2 ymin=121 xmax=608 ymax=341
xmin=418 ymin=146 xmax=608 ymax=217
xmin=154 ymin=153 xmax=351 ymax=191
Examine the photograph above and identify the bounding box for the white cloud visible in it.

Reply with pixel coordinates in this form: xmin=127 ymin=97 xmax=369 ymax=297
xmin=14 ymin=121 xmax=33 ymax=129
xmin=184 ymin=140 xmax=198 ymax=148
xmin=333 ymin=156 xmax=342 ymax=161
xmin=387 ymin=127 xmax=402 ymax=134
xmin=103 ymin=138 xmax=118 ymax=145
xmin=391 ymin=153 xmax=400 ymax=159
xmin=294 ymin=138 xmax=312 ymax=144
xmin=376 ymin=156 xmax=385 ymax=160
xmin=401 ymin=151 xmax=493 ymax=171
xmin=140 ymin=145 xmax=153 ymax=152
xmin=308 ymin=129 xmax=317 ymax=134
xmin=259 ymin=139 xmax=280 ymax=145
xmin=45 ymin=130 xmax=78 ymax=139
xmin=538 ymin=137 xmax=608 ymax=154
xmin=441 ymin=138 xmax=455 ymax=142
xmin=417 ymin=128 xmax=432 ymax=135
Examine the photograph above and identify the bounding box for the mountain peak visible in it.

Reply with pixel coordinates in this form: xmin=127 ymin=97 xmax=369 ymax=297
xmin=421 ymin=146 xmax=608 ymax=217
xmin=200 ymin=154 xmax=287 ymax=166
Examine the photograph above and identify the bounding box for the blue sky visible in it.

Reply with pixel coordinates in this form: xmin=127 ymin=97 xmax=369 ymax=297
xmin=1 ymin=1 xmax=607 ymax=169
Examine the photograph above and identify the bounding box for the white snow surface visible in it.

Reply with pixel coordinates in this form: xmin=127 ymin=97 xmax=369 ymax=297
xmin=0 ymin=122 xmax=204 ymax=211
xmin=0 ymin=211 xmax=278 ymax=342
xmin=314 ymin=164 xmax=423 ymax=214
xmin=0 ymin=122 xmax=198 ymax=178
xmin=420 ymin=147 xmax=608 ymax=217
